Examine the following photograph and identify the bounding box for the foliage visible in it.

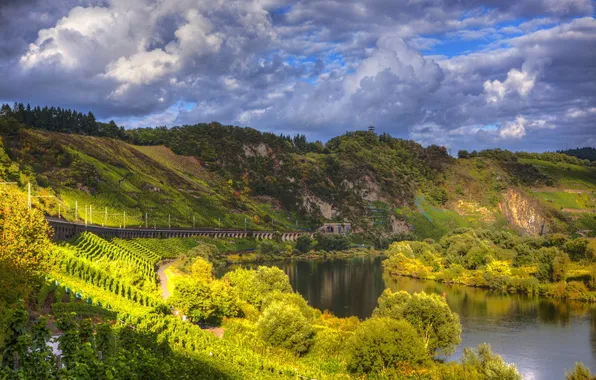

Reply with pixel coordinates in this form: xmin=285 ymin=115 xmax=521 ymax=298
xmin=224 ymin=266 xmax=293 ymax=307
xmin=168 ymin=275 xmax=239 ymax=324
xmin=383 ymin=228 xmax=596 ymax=302
xmin=257 ymin=302 xmax=315 ymax=355
xmin=536 ymin=247 xmax=570 ymax=283
xmin=0 ymin=188 xmax=52 ymax=349
xmin=295 ymin=234 xmax=313 ymax=253
xmin=191 ymin=257 xmax=214 ymax=282
xmin=373 ymin=289 xmax=461 ymax=356
xmin=565 ymin=362 xmax=594 ymax=380
xmin=314 ymin=232 xmax=351 ymax=251
xmin=558 ymin=147 xmax=596 ymax=162
xmin=437 ymin=344 xmax=521 ymax=380
xmin=0 ymin=308 xmax=234 ymax=379
xmin=460 ymin=343 xmax=522 ymax=380
xmin=346 ymin=317 xmax=427 ymax=374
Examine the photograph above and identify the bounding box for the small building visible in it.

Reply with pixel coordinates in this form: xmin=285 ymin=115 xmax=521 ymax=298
xmin=318 ymin=222 xmax=352 ymax=235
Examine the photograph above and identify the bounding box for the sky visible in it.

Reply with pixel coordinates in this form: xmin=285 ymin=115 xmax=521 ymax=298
xmin=0 ymin=0 xmax=595 ymax=152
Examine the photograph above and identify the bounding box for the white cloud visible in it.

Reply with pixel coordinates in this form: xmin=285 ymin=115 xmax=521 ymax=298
xmin=567 ymin=107 xmax=596 ymax=118
xmin=343 ymin=36 xmax=443 ymax=95
xmin=498 ymin=115 xmax=527 ymax=139
xmin=106 ymin=49 xmax=179 ymax=86
xmin=484 ymin=69 xmax=536 ymax=103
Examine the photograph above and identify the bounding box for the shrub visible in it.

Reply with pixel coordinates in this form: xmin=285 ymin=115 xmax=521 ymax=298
xmin=346 ymin=317 xmax=427 ymax=374
xmin=513 ymin=244 xmax=537 ymax=267
xmin=459 ymin=343 xmax=521 ymax=380
xmin=295 ymin=235 xmax=313 ymax=254
xmin=565 ymin=362 xmax=593 ymax=380
xmin=225 ymin=266 xmax=292 ymax=307
xmin=257 ymin=301 xmax=314 ymax=355
xmin=373 ymin=289 xmax=461 ymax=356
xmin=314 ymin=232 xmax=350 ymax=251
xmin=536 ymin=247 xmax=569 ymax=283
xmin=190 ymin=258 xmax=213 ymax=283
xmin=260 ymin=291 xmax=316 ymax=320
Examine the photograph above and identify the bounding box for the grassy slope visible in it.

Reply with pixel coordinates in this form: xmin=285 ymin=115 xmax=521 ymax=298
xmin=397 ymin=157 xmax=596 ymax=239
xmin=9 ymin=130 xmax=297 ymax=230
xmin=3 ymin=129 xmax=596 ymax=238
xmin=524 ymin=158 xmax=596 ymax=234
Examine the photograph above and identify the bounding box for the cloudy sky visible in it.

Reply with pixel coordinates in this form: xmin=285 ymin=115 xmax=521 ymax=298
xmin=1 ymin=0 xmax=595 ymax=152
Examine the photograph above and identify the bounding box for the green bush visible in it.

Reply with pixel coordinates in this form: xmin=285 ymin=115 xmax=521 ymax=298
xmin=314 ymin=232 xmax=350 ymax=252
xmin=536 ymin=247 xmax=570 ymax=283
xmin=225 ymin=266 xmax=292 ymax=307
xmin=346 ymin=317 xmax=427 ymax=374
xmin=256 ymin=301 xmax=314 ymax=355
xmin=373 ymin=289 xmax=461 ymax=356
xmin=460 ymin=343 xmax=521 ymax=380
xmin=565 ymin=362 xmax=593 ymax=380
xmin=260 ymin=291 xmax=316 ymax=320
xmin=295 ymin=235 xmax=313 ymax=253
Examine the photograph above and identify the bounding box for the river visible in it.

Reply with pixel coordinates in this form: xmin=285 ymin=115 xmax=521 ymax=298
xmin=217 ymin=255 xmax=596 ymax=380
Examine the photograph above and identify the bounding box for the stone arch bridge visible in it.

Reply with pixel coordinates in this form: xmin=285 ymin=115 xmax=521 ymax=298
xmin=46 ymin=217 xmax=309 ymax=242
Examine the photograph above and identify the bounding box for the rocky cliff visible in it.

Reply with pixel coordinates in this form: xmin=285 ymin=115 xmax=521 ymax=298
xmin=499 ymin=188 xmax=548 ymax=236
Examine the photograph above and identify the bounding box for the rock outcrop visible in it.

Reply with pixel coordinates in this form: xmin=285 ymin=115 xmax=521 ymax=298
xmin=499 ymin=188 xmax=548 ymax=236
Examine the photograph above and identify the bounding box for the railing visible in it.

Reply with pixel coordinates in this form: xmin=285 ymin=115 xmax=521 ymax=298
xmin=45 ymin=217 xmax=310 ymax=242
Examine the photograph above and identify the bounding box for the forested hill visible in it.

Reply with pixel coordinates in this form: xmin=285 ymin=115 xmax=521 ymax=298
xmin=558 ymin=147 xmax=596 ymax=162
xmin=1 ymin=103 xmax=596 ymax=240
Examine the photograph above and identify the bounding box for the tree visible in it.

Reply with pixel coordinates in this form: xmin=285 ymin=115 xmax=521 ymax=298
xmin=257 ymin=302 xmax=314 ymax=355
xmin=347 ymin=317 xmax=427 ymax=374
xmin=458 ymin=150 xmax=470 ymax=159
xmin=168 ymin=278 xmax=216 ymax=323
xmin=224 ymin=266 xmax=294 ymax=307
xmin=0 ymin=188 xmax=52 ymax=348
xmin=191 ymin=257 xmax=213 ymax=283
xmin=536 ymin=247 xmax=569 ymax=283
xmin=373 ymin=289 xmax=461 ymax=356
xmin=460 ymin=343 xmax=521 ymax=380
xmin=295 ymin=235 xmax=313 ymax=253
xmin=565 ymin=362 xmax=593 ymax=380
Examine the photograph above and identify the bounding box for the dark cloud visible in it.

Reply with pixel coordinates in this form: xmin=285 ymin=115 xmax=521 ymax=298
xmin=0 ymin=0 xmax=594 ymax=151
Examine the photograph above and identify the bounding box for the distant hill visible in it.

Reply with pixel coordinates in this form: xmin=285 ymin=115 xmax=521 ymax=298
xmin=1 ymin=105 xmax=596 ymax=239
xmin=558 ymin=147 xmax=596 ymax=162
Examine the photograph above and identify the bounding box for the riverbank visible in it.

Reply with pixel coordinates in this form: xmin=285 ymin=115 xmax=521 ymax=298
xmin=384 ymin=257 xmax=596 ymax=303
xmin=224 ymin=247 xmax=380 ymax=264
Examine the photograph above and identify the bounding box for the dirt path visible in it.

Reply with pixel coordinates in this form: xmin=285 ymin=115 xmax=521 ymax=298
xmin=562 ymin=208 xmax=595 ymax=214
xmin=532 ymin=187 xmax=593 ymax=194
xmin=157 ymin=261 xmax=175 ymax=300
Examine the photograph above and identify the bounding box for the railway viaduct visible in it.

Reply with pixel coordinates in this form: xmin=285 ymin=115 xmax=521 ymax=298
xmin=46 ymin=217 xmax=309 ymax=242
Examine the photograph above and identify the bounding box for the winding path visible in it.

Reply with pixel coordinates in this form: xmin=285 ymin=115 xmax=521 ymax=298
xmin=157 ymin=261 xmax=175 ymax=300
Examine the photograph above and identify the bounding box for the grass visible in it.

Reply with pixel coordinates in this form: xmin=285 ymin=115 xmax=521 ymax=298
xmin=534 ymin=191 xmax=595 ymax=210
xmin=19 ymin=130 xmax=301 ymax=230
xmin=519 ymin=158 xmax=596 ymax=189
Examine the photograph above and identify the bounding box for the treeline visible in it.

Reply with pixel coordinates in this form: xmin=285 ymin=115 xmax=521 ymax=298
xmin=1 ymin=102 xmax=127 ymax=139
xmin=458 ymin=147 xmax=595 ymax=166
xmin=384 ymin=228 xmax=596 ymax=301
xmin=0 ymin=102 xmax=451 ymax=228
xmin=558 ymin=147 xmax=596 ymax=162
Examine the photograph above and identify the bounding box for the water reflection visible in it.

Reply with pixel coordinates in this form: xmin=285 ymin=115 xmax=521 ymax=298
xmin=218 ymin=256 xmax=596 ymax=379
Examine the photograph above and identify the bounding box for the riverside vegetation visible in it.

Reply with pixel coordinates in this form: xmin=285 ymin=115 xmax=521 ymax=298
xmin=383 ymin=228 xmax=596 ymax=302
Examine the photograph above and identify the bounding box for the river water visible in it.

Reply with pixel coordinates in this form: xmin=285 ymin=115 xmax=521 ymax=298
xmin=218 ymin=255 xmax=596 ymax=379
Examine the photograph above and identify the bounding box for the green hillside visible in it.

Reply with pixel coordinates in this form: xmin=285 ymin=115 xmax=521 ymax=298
xmin=1 ymin=110 xmax=596 ymax=239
